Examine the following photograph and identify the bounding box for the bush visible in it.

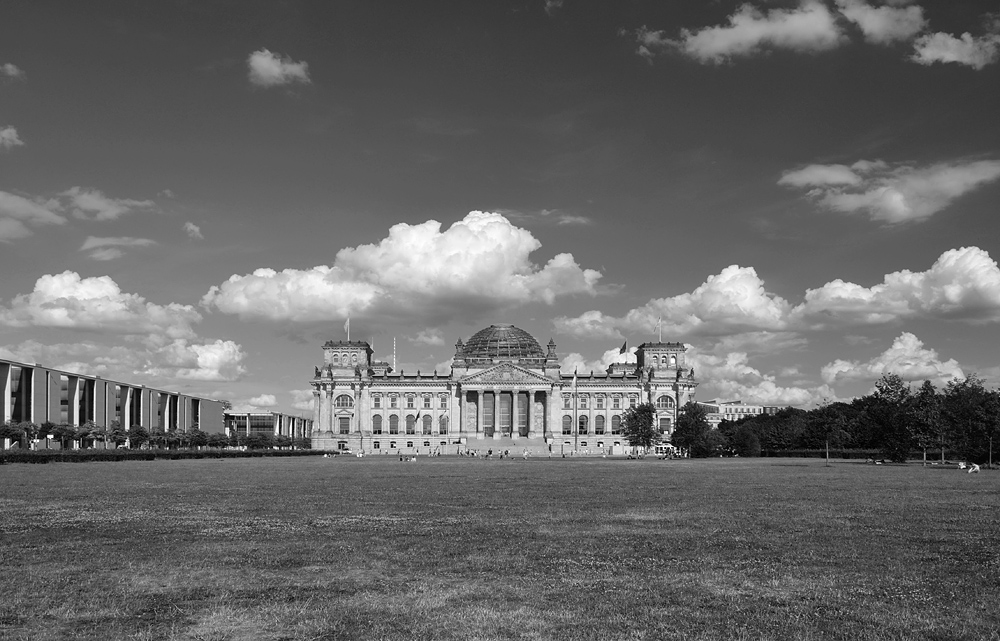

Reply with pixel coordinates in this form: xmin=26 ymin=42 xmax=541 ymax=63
xmin=0 ymin=448 xmax=325 ymax=465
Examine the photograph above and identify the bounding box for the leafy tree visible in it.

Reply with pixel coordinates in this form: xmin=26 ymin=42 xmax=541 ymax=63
xmin=672 ymin=402 xmax=711 ymax=456
xmin=51 ymin=423 xmax=76 ymax=450
xmin=206 ymin=432 xmax=230 ymax=448
xmin=943 ymin=375 xmax=1000 ymax=463
xmin=188 ymin=429 xmax=209 ymax=448
xmin=128 ymin=424 xmax=149 ymax=449
xmin=911 ymin=380 xmax=945 ymax=464
xmin=18 ymin=421 xmax=40 ymax=448
xmin=108 ymin=420 xmax=127 ymax=447
xmin=274 ymin=435 xmax=292 ymax=449
xmin=869 ymin=374 xmax=914 ymax=462
xmin=246 ymin=432 xmax=274 ymax=449
xmin=620 ymin=402 xmax=659 ymax=451
xmin=729 ymin=424 xmax=761 ymax=457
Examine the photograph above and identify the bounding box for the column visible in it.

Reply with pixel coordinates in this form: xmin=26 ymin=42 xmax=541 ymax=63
xmin=476 ymin=390 xmax=483 ymax=440
xmin=512 ymin=390 xmax=519 ymax=441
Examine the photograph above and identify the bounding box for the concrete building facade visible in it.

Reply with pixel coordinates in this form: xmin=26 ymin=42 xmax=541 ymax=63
xmin=310 ymin=324 xmax=698 ymax=455
xmin=224 ymin=411 xmax=313 ymax=439
xmin=1 ymin=358 xmax=225 ymax=433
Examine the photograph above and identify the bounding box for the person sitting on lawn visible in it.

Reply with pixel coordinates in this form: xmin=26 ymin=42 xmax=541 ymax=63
xmin=968 ymin=463 xmax=980 ymax=474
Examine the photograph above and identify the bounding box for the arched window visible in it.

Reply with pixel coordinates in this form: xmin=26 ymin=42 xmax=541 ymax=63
xmin=656 ymin=396 xmax=674 ymax=410
xmin=406 ymin=415 xmax=416 ymax=434
xmin=595 ymin=415 xmax=605 ymax=435
xmin=670 ymin=354 xmax=677 ymax=366
xmin=653 ymin=355 xmax=660 ymax=366
xmin=422 ymin=415 xmax=432 ymax=435
xmin=351 ymin=353 xmax=358 ymax=365
xmin=562 ymin=415 xmax=572 ymax=435
xmin=439 ymin=416 xmax=449 ymax=435
xmin=578 ymin=415 xmax=588 ymax=435
xmin=335 ymin=395 xmax=354 ymax=408
xmin=332 ymin=353 xmax=340 ymax=365
xmin=389 ymin=415 xmax=399 ymax=434
xmin=611 ymin=415 xmax=621 ymax=434
xmin=341 ymin=353 xmax=348 ymax=364
xmin=372 ymin=415 xmax=383 ymax=434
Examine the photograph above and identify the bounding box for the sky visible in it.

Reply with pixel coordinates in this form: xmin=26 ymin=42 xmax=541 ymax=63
xmin=2 ymin=0 xmax=1000 ymax=415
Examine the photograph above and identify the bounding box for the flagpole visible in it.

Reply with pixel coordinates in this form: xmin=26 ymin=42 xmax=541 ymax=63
xmin=573 ymin=369 xmax=578 ymax=455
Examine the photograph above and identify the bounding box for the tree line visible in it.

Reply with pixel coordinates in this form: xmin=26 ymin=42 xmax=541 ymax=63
xmin=670 ymin=374 xmax=1000 ymax=463
xmin=0 ymin=420 xmax=310 ymax=451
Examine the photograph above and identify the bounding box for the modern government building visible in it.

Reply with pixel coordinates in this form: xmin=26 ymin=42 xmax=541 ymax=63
xmin=311 ymin=324 xmax=699 ymax=455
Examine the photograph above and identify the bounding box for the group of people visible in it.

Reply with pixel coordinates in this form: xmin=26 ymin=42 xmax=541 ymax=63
xmin=958 ymin=462 xmax=981 ymax=473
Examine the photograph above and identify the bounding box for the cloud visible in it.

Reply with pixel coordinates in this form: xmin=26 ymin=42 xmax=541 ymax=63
xmin=0 ymin=190 xmax=66 ymax=242
xmin=688 ymin=348 xmax=832 ymax=407
xmin=1 ymin=63 xmax=24 ymax=79
xmin=544 ymin=0 xmax=564 ymax=17
xmin=560 ymin=346 xmax=636 ymax=375
xmin=80 ymin=236 xmax=156 ymax=261
xmin=555 ymin=264 xmax=790 ymax=340
xmin=835 ymin=0 xmax=926 ymax=45
xmin=411 ymin=329 xmax=444 ymax=346
xmin=0 ymin=271 xmax=202 ymax=339
xmin=0 ymin=126 xmax=24 ymax=150
xmin=248 ymin=394 xmax=277 ymax=407
xmin=911 ymin=31 xmax=1000 ymax=69
xmin=793 ymin=246 xmax=1000 ymax=327
xmin=821 ymin=332 xmax=964 ymax=387
xmin=290 ymin=389 xmax=314 ymax=411
xmin=635 ymin=1 xmax=845 ymax=64
xmin=203 ymin=211 xmax=602 ymax=324
xmin=779 ymin=158 xmax=1000 ymax=223
xmin=160 ymin=189 xmax=176 ymax=198
xmin=61 ymin=186 xmax=155 ymax=221
xmin=247 ymin=49 xmax=311 ymax=87
xmin=498 ymin=208 xmax=593 ymax=227
xmin=1 ymin=337 xmax=245 ymax=383
xmin=184 ymin=222 xmax=204 ymax=240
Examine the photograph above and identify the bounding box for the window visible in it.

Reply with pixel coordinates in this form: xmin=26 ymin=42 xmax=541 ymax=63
xmin=390 ymin=441 xmax=397 ymax=449
xmin=596 ymin=395 xmax=604 ymax=409
xmin=373 ymin=441 xmax=380 ymax=449
xmin=659 ymin=417 xmax=671 ymax=434
xmin=406 ymin=396 xmax=415 ymax=409
xmin=332 ymin=354 xmax=340 ymax=365
xmin=422 ymin=415 xmax=432 ymax=435
xmin=581 ymin=441 xmax=588 ymax=447
xmin=338 ymin=417 xmax=350 ymax=434
xmin=578 ymin=415 xmax=588 ymax=435
xmin=629 ymin=396 xmax=637 ymax=408
xmin=611 ymin=415 xmax=621 ymax=434
xmin=656 ymin=396 xmax=674 ymax=410
xmin=337 ymin=441 xmax=348 ymax=450
xmin=562 ymin=415 xmax=572 ymax=435
xmin=373 ymin=395 xmax=381 ymax=409
xmin=595 ymin=415 xmax=605 ymax=435
xmin=439 ymin=416 xmax=449 ymax=435
xmin=613 ymin=396 xmax=621 ymax=410
xmin=423 ymin=441 xmax=430 ymax=447
xmin=670 ymin=355 xmax=677 ymax=367
xmin=406 ymin=415 xmax=416 ymax=434
xmin=563 ymin=395 xmax=571 ymax=410
xmin=440 ymin=394 xmax=448 ymax=409
xmin=335 ymin=395 xmax=354 ymax=408
xmin=390 ymin=395 xmax=398 ymax=409
xmin=407 ymin=441 xmax=414 ymax=448
xmin=372 ymin=415 xmax=383 ymax=434
xmin=389 ymin=415 xmax=399 ymax=434
xmin=653 ymin=355 xmax=660 ymax=366
xmin=579 ymin=395 xmax=588 ymax=409
xmin=352 ymin=353 xmax=358 ymax=365
xmin=423 ymin=395 xmax=431 ymax=409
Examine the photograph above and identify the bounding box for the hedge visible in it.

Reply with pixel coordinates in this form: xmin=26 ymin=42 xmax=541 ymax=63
xmin=760 ymin=449 xmax=966 ymax=460
xmin=0 ymin=449 xmax=326 ymax=465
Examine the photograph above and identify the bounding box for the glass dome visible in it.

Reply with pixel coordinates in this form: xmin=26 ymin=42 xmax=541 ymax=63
xmin=461 ymin=324 xmax=545 ymax=363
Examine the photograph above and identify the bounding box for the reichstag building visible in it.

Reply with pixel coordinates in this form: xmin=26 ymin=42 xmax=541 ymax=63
xmin=311 ymin=324 xmax=697 ymax=455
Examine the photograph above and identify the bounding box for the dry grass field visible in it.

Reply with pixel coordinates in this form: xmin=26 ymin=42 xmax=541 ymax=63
xmin=0 ymin=456 xmax=997 ymax=640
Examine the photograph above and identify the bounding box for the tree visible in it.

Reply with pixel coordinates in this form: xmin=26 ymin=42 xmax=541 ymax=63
xmin=870 ymin=374 xmax=914 ymax=463
xmin=51 ymin=423 xmax=76 ymax=450
xmin=729 ymin=424 xmax=761 ymax=457
xmin=911 ymin=380 xmax=944 ymax=464
xmin=619 ymin=402 xmax=659 ymax=451
xmin=128 ymin=424 xmax=149 ymax=449
xmin=672 ymin=402 xmax=711 ymax=456
xmin=108 ymin=420 xmax=127 ymax=447
xmin=942 ymin=375 xmax=1000 ymax=463
xmin=188 ymin=429 xmax=209 ymax=448
xmin=207 ymin=432 xmax=230 ymax=448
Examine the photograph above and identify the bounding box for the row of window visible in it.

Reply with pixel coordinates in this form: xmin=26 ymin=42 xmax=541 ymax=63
xmin=559 ymin=415 xmax=673 ymax=435
xmin=562 ymin=394 xmax=637 ymax=410
xmin=368 ymin=414 xmax=449 ymax=436
xmin=331 ymin=352 xmax=361 ymax=366
xmin=650 ymin=354 xmax=678 ymax=368
xmin=334 ymin=393 xmax=677 ymax=412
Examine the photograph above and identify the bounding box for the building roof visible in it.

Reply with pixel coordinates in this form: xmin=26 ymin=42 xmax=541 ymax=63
xmin=460 ymin=324 xmax=546 ymax=362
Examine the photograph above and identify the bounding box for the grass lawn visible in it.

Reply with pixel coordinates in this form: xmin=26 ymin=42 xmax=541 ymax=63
xmin=0 ymin=456 xmax=997 ymax=640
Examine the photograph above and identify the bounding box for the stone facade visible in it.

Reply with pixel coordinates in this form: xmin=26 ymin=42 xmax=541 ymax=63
xmin=310 ymin=324 xmax=698 ymax=455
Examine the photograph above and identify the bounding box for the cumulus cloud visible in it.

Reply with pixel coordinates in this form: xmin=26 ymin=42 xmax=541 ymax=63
xmin=0 ymin=126 xmax=24 ymax=150
xmin=1 ymin=337 xmax=245 ymax=383
xmin=821 ymin=332 xmax=964 ymax=387
xmin=247 ymin=49 xmax=311 ymax=87
xmin=835 ymin=0 xmax=926 ymax=44
xmin=411 ymin=329 xmax=444 ymax=346
xmin=633 ymin=1 xmax=844 ymax=64
xmin=203 ymin=211 xmax=602 ymax=324
xmin=183 ymin=222 xmax=204 ymax=239
xmin=0 ymin=271 xmax=201 ymax=339
xmin=560 ymin=346 xmax=637 ymax=375
xmin=79 ymin=236 xmax=156 ymax=261
xmin=555 ymin=265 xmax=790 ymax=340
xmin=290 ymin=389 xmax=315 ymax=411
xmin=61 ymin=186 xmax=155 ymax=221
xmin=687 ymin=348 xmax=832 ymax=407
xmin=793 ymin=246 xmax=1000 ymax=327
xmin=0 ymin=190 xmax=66 ymax=242
xmin=247 ymin=394 xmax=277 ymax=407
xmin=911 ymin=31 xmax=1000 ymax=69
xmin=544 ymin=0 xmax=564 ymax=17
xmin=1 ymin=63 xmax=24 ymax=79
xmin=779 ymin=158 xmax=1000 ymax=223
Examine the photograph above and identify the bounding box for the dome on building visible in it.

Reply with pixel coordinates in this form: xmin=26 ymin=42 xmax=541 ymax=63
xmin=461 ymin=324 xmax=545 ymax=362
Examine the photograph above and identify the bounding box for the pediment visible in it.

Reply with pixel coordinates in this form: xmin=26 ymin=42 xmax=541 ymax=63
xmin=458 ymin=362 xmax=554 ymax=386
